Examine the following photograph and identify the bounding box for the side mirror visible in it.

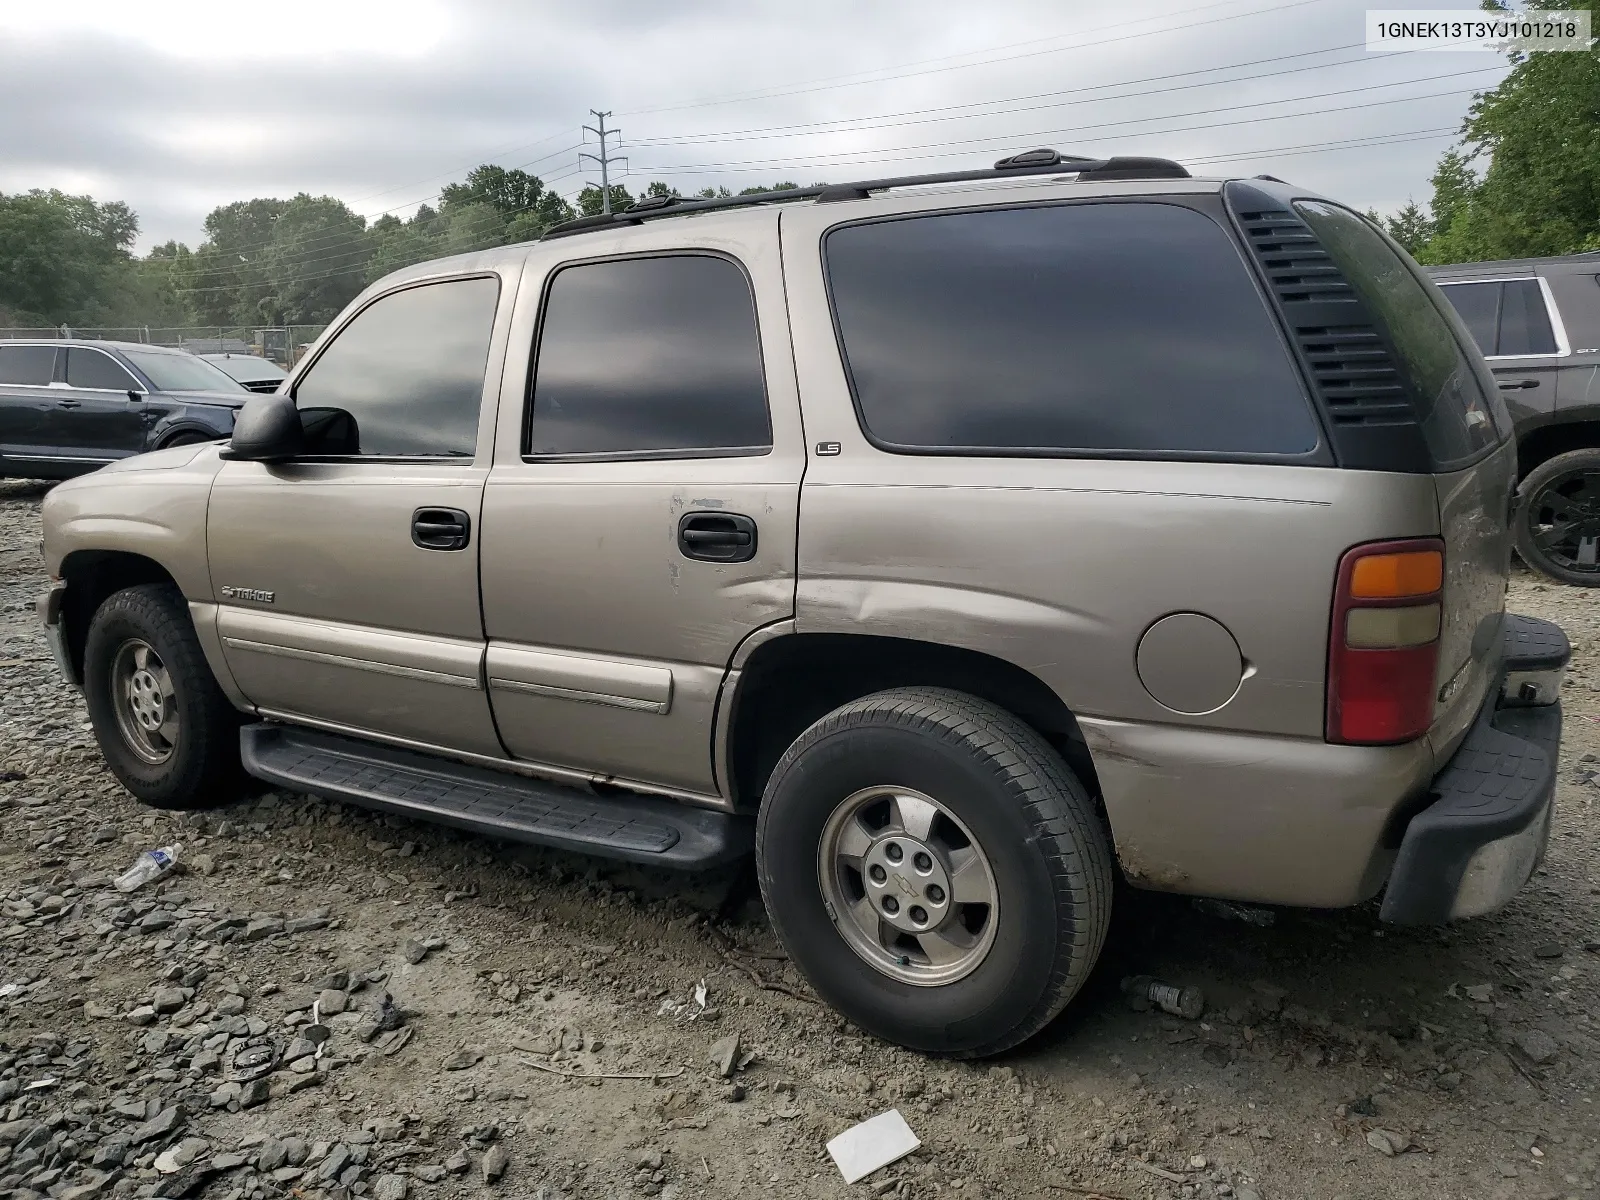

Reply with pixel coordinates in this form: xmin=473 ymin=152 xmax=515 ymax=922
xmin=224 ymin=394 xmax=303 ymax=462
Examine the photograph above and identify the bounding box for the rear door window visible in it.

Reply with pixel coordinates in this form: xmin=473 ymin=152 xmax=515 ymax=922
xmin=1293 ymin=200 xmax=1508 ymax=467
xmin=1437 ymin=279 xmax=1561 ymax=357
xmin=0 ymin=345 xmax=56 ymax=386
xmin=1437 ymin=282 xmax=1500 ymax=355
xmin=65 ymin=348 xmax=139 ymax=391
xmin=1497 ymin=279 xmax=1558 ymax=356
xmin=823 ymin=202 xmax=1320 ymax=457
xmin=528 ymin=254 xmax=771 ymax=458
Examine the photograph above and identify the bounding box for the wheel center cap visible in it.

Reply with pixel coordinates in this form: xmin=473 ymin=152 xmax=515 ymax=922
xmin=862 ymin=836 xmax=953 ymax=935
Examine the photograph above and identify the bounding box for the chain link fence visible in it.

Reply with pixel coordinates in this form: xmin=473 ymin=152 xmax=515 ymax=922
xmin=0 ymin=325 xmax=329 ymax=367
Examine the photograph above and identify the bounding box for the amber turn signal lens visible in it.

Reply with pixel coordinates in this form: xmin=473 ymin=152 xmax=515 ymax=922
xmin=1348 ymin=550 xmax=1443 ymax=599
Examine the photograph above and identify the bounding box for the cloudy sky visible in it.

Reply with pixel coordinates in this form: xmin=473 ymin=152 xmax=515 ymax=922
xmin=1 ymin=0 xmax=1510 ymax=253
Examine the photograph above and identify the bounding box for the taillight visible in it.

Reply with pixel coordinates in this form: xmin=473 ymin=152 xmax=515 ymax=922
xmin=1327 ymin=539 xmax=1444 ymax=745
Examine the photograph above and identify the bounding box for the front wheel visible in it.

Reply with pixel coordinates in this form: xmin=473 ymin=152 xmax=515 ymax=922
xmin=755 ymin=687 xmax=1113 ymax=1057
xmin=83 ymin=584 xmax=243 ymax=810
xmin=158 ymin=433 xmax=212 ymax=450
xmin=1514 ymin=447 xmax=1600 ymax=587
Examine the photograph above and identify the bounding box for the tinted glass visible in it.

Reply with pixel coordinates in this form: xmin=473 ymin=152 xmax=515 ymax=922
xmin=0 ymin=345 xmax=56 ymax=386
xmin=295 ymin=277 xmax=499 ymax=456
xmin=1437 ymin=281 xmax=1500 ymax=355
xmin=529 ymin=255 xmax=770 ymax=456
xmin=1295 ymin=201 xmax=1506 ymax=465
xmin=825 ymin=203 xmax=1319 ymax=455
xmin=122 ymin=350 xmax=247 ymax=394
xmin=206 ymin=355 xmax=288 ymax=384
xmin=1498 ymin=278 xmax=1558 ymax=356
xmin=66 ymin=348 xmax=138 ymax=391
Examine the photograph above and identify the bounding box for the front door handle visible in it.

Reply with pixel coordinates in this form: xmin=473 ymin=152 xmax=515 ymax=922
xmin=56 ymin=399 xmax=81 ymax=409
xmin=411 ymin=507 xmax=472 ymax=551
xmin=678 ymin=512 xmax=757 ymax=563
xmin=1497 ymin=379 xmax=1540 ymax=390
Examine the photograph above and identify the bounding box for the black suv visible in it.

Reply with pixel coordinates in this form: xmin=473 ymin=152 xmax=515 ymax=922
xmin=1429 ymin=255 xmax=1600 ymax=586
xmin=0 ymin=340 xmax=248 ymax=479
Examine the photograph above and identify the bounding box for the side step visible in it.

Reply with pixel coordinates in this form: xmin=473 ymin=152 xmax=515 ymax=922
xmin=239 ymin=723 xmax=752 ymax=869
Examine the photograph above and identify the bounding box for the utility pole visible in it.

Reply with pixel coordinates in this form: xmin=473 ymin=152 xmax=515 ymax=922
xmin=580 ymin=110 xmax=628 ymax=215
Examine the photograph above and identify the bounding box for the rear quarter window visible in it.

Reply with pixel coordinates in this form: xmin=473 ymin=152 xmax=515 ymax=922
xmin=1293 ymin=201 xmax=1509 ymax=467
xmin=823 ymin=201 xmax=1322 ymax=458
xmin=0 ymin=345 xmax=56 ymax=386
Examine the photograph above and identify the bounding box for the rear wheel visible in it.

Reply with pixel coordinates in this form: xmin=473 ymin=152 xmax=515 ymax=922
xmin=83 ymin=584 xmax=243 ymax=810
xmin=1515 ymin=448 xmax=1600 ymax=587
xmin=755 ymin=687 xmax=1113 ymax=1057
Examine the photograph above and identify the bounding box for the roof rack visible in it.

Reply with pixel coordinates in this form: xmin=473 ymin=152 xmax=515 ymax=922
xmin=540 ymin=148 xmax=1191 ymax=239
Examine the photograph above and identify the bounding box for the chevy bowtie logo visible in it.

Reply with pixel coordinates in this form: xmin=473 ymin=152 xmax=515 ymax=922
xmin=220 ymin=586 xmax=275 ymax=604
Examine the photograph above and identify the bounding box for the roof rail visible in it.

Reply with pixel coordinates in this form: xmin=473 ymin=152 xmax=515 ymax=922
xmin=540 ymin=148 xmax=1191 ymax=239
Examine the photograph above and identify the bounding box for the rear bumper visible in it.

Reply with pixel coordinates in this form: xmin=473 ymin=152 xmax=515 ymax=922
xmin=1380 ymin=615 xmax=1568 ymax=924
xmin=36 ymin=581 xmax=78 ymax=687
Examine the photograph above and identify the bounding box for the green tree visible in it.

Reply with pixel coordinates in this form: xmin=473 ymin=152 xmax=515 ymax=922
xmin=182 ymin=197 xmax=289 ymax=324
xmin=440 ymin=165 xmax=548 ymax=220
xmin=1376 ymin=200 xmax=1435 ymax=256
xmin=1414 ymin=0 xmax=1600 ymax=263
xmin=265 ymin=194 xmax=368 ymax=324
xmin=440 ymin=202 xmax=507 ymax=256
xmin=504 ymin=191 xmax=575 ymax=242
xmin=364 ymin=213 xmax=439 ymax=286
xmin=0 ymin=189 xmax=138 ymax=323
xmin=577 ymin=184 xmax=634 ymax=216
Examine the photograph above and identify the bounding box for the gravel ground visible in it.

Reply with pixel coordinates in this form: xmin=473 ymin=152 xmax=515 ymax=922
xmin=0 ymin=477 xmax=1596 ymax=1200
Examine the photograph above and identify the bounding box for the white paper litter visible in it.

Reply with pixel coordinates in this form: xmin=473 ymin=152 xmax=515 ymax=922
xmin=656 ymin=978 xmax=710 ymax=1021
xmin=826 ymin=1108 xmax=921 ymax=1184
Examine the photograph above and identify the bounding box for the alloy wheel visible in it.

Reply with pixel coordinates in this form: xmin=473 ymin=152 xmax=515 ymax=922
xmin=817 ymin=785 xmax=999 ymax=986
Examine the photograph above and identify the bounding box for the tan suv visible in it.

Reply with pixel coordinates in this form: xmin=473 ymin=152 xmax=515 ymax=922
xmin=36 ymin=152 xmax=1570 ymax=1056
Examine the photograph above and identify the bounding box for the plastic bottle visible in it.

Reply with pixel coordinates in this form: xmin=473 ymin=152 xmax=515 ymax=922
xmin=1121 ymin=974 xmax=1205 ymax=1020
xmin=113 ymin=843 xmax=182 ymax=893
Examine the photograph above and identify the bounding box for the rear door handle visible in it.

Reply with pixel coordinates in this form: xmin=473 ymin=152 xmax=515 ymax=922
xmin=57 ymin=399 xmax=81 ymax=408
xmin=411 ymin=507 xmax=472 ymax=551
xmin=1497 ymin=379 xmax=1540 ymax=390
xmin=678 ymin=512 xmax=757 ymax=563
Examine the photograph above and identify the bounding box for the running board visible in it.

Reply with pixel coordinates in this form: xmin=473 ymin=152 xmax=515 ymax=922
xmin=239 ymin=723 xmax=752 ymax=869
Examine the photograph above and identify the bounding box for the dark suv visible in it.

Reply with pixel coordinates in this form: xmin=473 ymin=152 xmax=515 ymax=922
xmin=0 ymin=340 xmax=248 ymax=479
xmin=1428 ymin=255 xmax=1600 ymax=585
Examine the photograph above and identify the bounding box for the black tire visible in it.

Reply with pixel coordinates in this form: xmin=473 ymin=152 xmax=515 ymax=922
xmin=755 ymin=687 xmax=1113 ymax=1057
xmin=1514 ymin=447 xmax=1600 ymax=587
xmin=83 ymin=584 xmax=243 ymax=810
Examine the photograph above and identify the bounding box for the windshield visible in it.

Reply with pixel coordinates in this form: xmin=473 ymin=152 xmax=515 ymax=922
xmin=122 ymin=349 xmax=248 ymax=394
xmin=207 ymin=355 xmax=287 ymax=383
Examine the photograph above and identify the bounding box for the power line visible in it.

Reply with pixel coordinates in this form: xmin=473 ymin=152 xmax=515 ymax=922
xmin=619 ymin=0 xmax=1338 ymax=116
xmin=628 ymin=82 xmax=1486 ymax=178
xmin=626 ymin=67 xmax=1500 ymax=160
xmin=342 ymin=126 xmax=581 ymax=208
xmin=628 ymin=43 xmax=1384 ymax=148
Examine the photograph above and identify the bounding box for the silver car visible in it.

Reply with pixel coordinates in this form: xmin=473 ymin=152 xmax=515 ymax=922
xmin=37 ymin=151 xmax=1569 ymax=1056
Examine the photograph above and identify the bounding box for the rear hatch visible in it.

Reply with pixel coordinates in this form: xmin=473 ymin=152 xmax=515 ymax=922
xmin=1227 ymin=182 xmax=1516 ymax=758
